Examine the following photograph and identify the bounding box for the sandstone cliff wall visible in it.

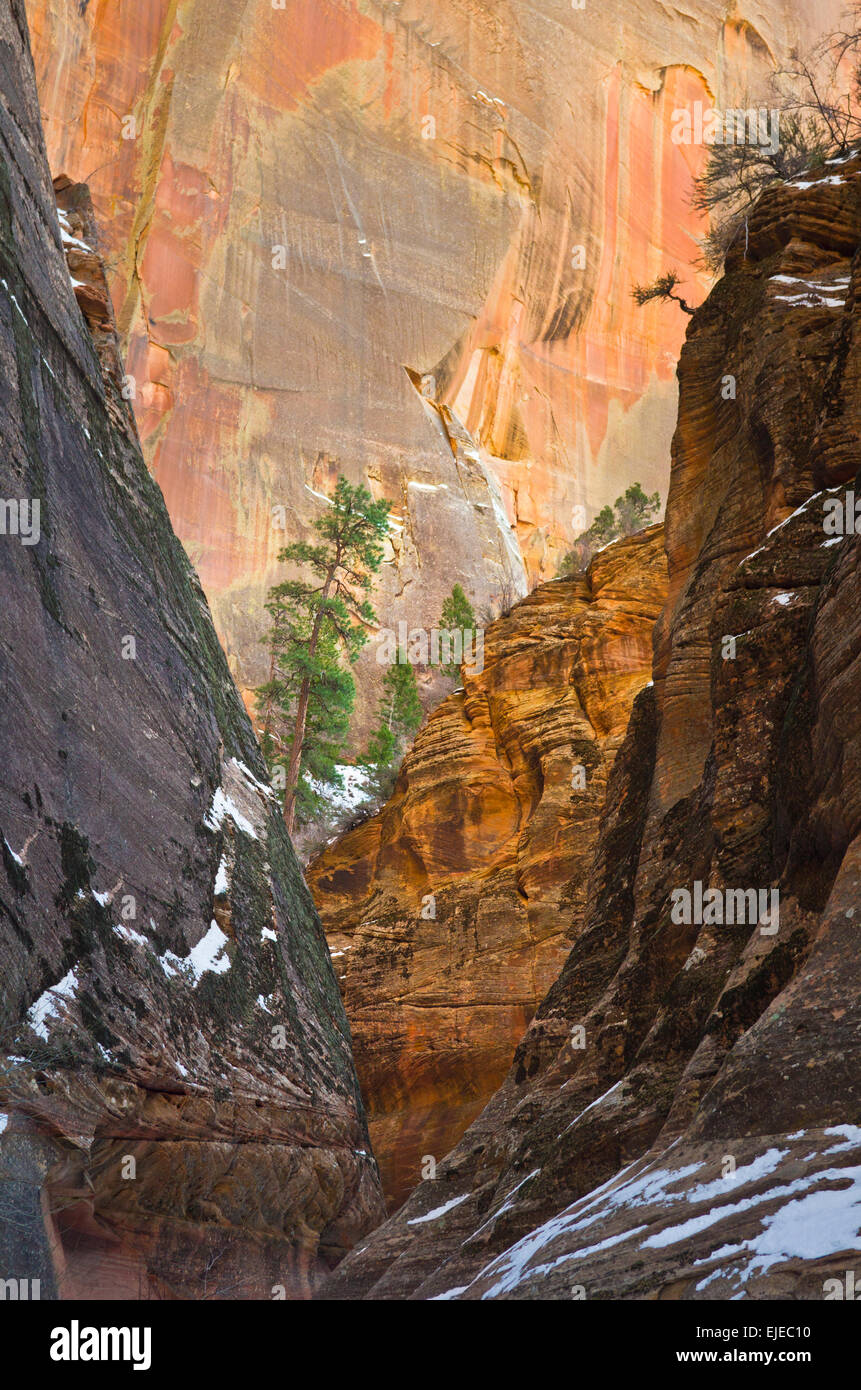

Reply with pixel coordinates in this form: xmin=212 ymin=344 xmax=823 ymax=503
xmin=0 ymin=0 xmax=383 ymax=1300
xmin=309 ymin=526 xmax=667 ymax=1203
xmin=23 ymin=0 xmax=843 ymax=723
xmin=324 ymin=148 xmax=861 ymax=1300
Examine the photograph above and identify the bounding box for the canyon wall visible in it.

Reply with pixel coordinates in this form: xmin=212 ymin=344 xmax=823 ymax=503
xmin=309 ymin=527 xmax=667 ymax=1204
xmin=22 ymin=0 xmax=843 ymax=725
xmin=0 ymin=0 xmax=383 ymax=1300
xmin=324 ymin=151 xmax=861 ymax=1299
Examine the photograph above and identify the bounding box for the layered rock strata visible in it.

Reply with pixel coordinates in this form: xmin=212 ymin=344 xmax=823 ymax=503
xmin=323 ymin=153 xmax=861 ymax=1299
xmin=0 ymin=0 xmax=383 ymax=1301
xmin=309 ymin=526 xmax=667 ymax=1204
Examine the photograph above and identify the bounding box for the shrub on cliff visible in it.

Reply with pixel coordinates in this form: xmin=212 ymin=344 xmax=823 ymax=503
xmin=692 ymin=112 xmax=832 ymax=273
xmin=694 ymin=9 xmax=861 ymax=272
xmin=557 ymin=483 xmax=661 ymax=576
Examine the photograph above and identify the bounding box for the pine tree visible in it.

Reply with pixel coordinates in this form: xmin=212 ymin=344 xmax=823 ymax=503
xmin=360 ymin=657 xmax=423 ymax=802
xmin=631 ymin=270 xmax=696 ymax=315
xmin=255 ymin=476 xmax=390 ymax=835
xmin=438 ymin=583 xmax=477 ymax=682
xmin=614 ymin=483 xmax=662 ymax=536
xmin=557 ymin=483 xmax=661 ymax=576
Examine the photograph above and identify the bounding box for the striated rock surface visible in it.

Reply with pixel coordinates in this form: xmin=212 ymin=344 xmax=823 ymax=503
xmin=323 ymin=155 xmax=861 ymax=1298
xmin=0 ymin=0 xmax=383 ymax=1301
xmin=309 ymin=526 xmax=667 ymax=1205
xmin=22 ymin=0 xmax=842 ymax=721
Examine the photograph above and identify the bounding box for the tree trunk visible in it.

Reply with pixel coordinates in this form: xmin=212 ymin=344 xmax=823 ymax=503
xmin=283 ymin=677 xmax=310 ymax=836
xmin=282 ymin=569 xmax=336 ymax=837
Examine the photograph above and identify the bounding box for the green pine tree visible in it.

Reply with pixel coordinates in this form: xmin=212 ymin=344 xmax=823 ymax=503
xmin=438 ymin=583 xmax=477 ymax=682
xmin=255 ymin=475 xmax=390 ymax=834
xmin=360 ymin=657 xmax=424 ymax=802
xmin=557 ymin=483 xmax=661 ymax=576
xmin=614 ymin=483 xmax=661 ymax=536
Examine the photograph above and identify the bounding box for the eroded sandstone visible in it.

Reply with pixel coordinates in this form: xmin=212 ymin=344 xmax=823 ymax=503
xmin=0 ymin=0 xmax=383 ymax=1300
xmin=322 ymin=152 xmax=861 ymax=1300
xmin=309 ymin=526 xmax=667 ymax=1204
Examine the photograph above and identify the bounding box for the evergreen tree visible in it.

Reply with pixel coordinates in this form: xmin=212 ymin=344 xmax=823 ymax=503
xmin=557 ymin=483 xmax=661 ymax=576
xmin=615 ymin=482 xmax=662 ymax=536
xmin=438 ymin=583 xmax=477 ymax=682
xmin=360 ymin=657 xmax=423 ymax=802
xmin=631 ymin=269 xmax=696 ymax=315
xmin=255 ymin=476 xmax=390 ymax=835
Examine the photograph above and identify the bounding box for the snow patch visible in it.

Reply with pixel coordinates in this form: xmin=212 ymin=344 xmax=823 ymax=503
xmin=186 ymin=921 xmax=231 ymax=979
xmin=27 ymin=968 xmax=79 ymax=1039
xmin=204 ymin=787 xmax=258 ymax=839
xmin=214 ymin=856 xmax=229 ymax=896
xmin=407 ymin=1192 xmax=471 ymax=1225
xmin=309 ymin=764 xmax=373 ymax=817
xmin=113 ymin=923 xmax=149 ymax=948
xmin=160 ymin=921 xmax=231 ymax=984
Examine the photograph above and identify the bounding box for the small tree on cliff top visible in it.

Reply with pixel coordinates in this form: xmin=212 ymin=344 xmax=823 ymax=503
xmin=691 ymin=112 xmax=831 ymax=273
xmin=256 ymin=476 xmax=390 ymax=835
xmin=631 ymin=270 xmax=696 ymax=315
xmin=557 ymin=483 xmax=661 ymax=576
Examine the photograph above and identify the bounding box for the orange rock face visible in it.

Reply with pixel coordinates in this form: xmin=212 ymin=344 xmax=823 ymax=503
xmin=22 ymin=0 xmax=842 ymax=718
xmin=324 ymin=155 xmax=861 ymax=1303
xmin=308 ymin=527 xmax=667 ymax=1204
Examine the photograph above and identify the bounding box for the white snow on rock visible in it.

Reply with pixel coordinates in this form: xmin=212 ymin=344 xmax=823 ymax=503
xmin=407 ymin=1192 xmax=471 ymax=1225
xmin=773 ymin=291 xmax=846 ymax=309
xmin=470 ymin=1170 xmax=542 ymax=1240
xmin=3 ymin=838 xmax=23 ymax=866
xmin=231 ymin=758 xmax=277 ymax=802
xmin=113 ymin=923 xmax=149 ymax=948
xmin=309 ymin=764 xmax=373 ymax=817
xmin=214 ymin=855 xmax=229 ymax=896
xmin=204 ymin=787 xmax=258 ymax=839
xmin=823 ymin=1125 xmax=861 ymax=1154
xmin=787 ymin=174 xmax=848 ymax=189
xmin=0 ymin=1113 xmax=7 ymax=1135
xmin=304 ymin=483 xmax=334 ymax=507
xmin=565 ymin=1079 xmax=624 ymax=1132
xmin=27 ymin=968 xmax=79 ymax=1039
xmin=698 ymin=1166 xmax=861 ymax=1283
xmin=204 ymin=756 xmax=276 ymax=841
xmin=160 ymin=921 xmax=231 ymax=984
xmin=186 ymin=921 xmax=231 ymax=979
xmin=642 ymin=1163 xmax=860 ymax=1257
xmin=57 ymin=208 xmax=91 ymax=252
xmin=462 ymin=1156 xmax=702 ymax=1298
